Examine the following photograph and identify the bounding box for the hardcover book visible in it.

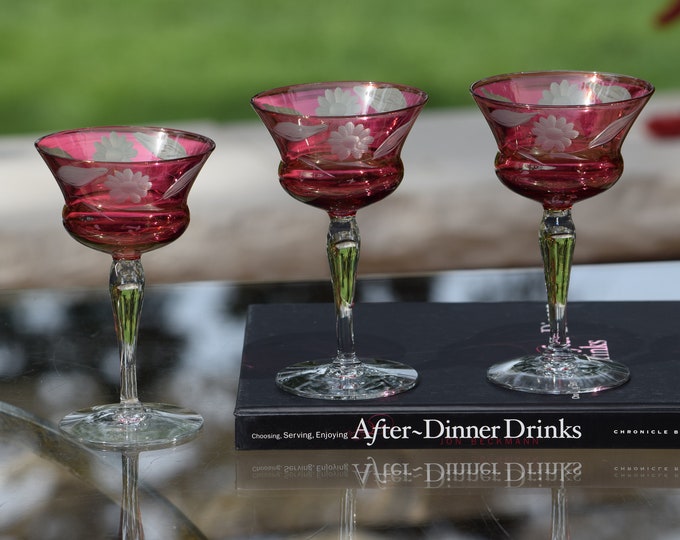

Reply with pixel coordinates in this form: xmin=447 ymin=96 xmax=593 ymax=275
xmin=234 ymin=302 xmax=680 ymax=450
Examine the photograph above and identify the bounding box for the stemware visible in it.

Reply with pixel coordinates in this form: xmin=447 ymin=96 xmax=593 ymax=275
xmin=252 ymin=81 xmax=428 ymax=400
xmin=471 ymin=71 xmax=653 ymax=394
xmin=36 ymin=126 xmax=215 ymax=447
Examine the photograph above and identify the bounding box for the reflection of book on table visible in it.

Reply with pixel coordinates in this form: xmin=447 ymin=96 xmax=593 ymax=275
xmin=236 ymin=448 xmax=680 ymax=490
xmin=234 ymin=302 xmax=680 ymax=450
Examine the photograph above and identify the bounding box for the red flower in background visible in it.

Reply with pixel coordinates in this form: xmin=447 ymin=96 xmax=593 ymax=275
xmin=657 ymin=0 xmax=680 ymax=26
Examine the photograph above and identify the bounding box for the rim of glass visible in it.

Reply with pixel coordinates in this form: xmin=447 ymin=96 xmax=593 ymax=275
xmin=251 ymin=80 xmax=429 ymax=119
xmin=34 ymin=125 xmax=216 ymax=164
xmin=470 ymin=70 xmax=655 ymax=108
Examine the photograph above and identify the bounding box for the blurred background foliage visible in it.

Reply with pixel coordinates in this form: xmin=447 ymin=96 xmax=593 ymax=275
xmin=1 ymin=0 xmax=679 ymax=135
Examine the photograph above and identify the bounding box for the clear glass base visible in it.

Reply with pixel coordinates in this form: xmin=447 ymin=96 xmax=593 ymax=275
xmin=276 ymin=358 xmax=418 ymax=400
xmin=487 ymin=353 xmax=630 ymax=395
xmin=59 ymin=403 xmax=204 ymax=450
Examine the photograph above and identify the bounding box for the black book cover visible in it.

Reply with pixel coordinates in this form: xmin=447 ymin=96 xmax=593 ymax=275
xmin=234 ymin=302 xmax=680 ymax=450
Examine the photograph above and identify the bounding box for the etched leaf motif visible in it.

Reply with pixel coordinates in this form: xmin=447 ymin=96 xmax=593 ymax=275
xmin=57 ymin=166 xmax=109 ymax=187
xmin=590 ymin=83 xmax=632 ymax=103
xmin=550 ymin=152 xmax=587 ymax=161
xmin=162 ymin=162 xmax=202 ymax=199
xmin=272 ymin=122 xmax=327 ymax=141
xmin=374 ymin=123 xmax=412 ymax=159
xmin=298 ymin=156 xmax=335 ymax=177
xmin=490 ymin=109 xmax=537 ymax=127
xmin=588 ymin=113 xmax=636 ymax=148
xmin=517 ymin=150 xmax=585 ymax=163
xmin=481 ymin=88 xmax=512 ymax=102
xmin=516 ymin=150 xmax=553 ymax=166
xmin=134 ymin=132 xmax=187 ymax=160
xmin=47 ymin=147 xmax=75 ymax=159
xmin=358 ymin=86 xmax=408 ymax=113
xmin=261 ymin=104 xmax=302 ymax=115
xmin=381 ymin=88 xmax=408 ymax=111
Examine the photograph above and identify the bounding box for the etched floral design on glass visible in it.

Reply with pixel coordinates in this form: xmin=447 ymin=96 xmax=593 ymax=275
xmin=104 ymin=169 xmax=152 ymax=203
xmin=538 ymin=80 xmax=586 ymax=105
xmin=252 ymin=81 xmax=428 ymax=400
xmin=316 ymin=88 xmax=362 ymax=116
xmin=93 ymin=132 xmax=139 ymax=161
xmin=471 ymin=71 xmax=654 ymax=395
xmin=328 ymin=122 xmax=374 ymax=160
xmin=532 ymin=115 xmax=579 ymax=152
xmin=40 ymin=128 xmax=210 ymax=258
xmin=36 ymin=126 xmax=215 ymax=448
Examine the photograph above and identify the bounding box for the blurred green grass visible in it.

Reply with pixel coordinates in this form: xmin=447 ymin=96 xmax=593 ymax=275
xmin=1 ymin=0 xmax=678 ymax=135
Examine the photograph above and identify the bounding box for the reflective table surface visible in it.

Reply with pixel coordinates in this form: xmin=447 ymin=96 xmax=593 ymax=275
xmin=3 ymin=260 xmax=680 ymax=539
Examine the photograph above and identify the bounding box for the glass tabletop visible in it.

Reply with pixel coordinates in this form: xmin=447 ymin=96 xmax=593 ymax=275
xmin=2 ymin=260 xmax=680 ymax=539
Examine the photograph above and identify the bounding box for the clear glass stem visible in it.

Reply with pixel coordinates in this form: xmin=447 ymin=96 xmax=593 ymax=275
xmin=327 ymin=216 xmax=360 ymax=367
xmin=340 ymin=488 xmax=356 ymax=539
xmin=119 ymin=451 xmax=145 ymax=540
xmin=539 ymin=208 xmax=575 ymax=356
xmin=59 ymin=256 xmax=202 ymax=447
xmin=110 ymin=258 xmax=145 ymax=412
xmin=487 ymin=206 xmax=629 ymax=394
xmin=551 ymin=487 xmax=570 ymax=540
xmin=275 ymin=214 xmax=418 ymax=399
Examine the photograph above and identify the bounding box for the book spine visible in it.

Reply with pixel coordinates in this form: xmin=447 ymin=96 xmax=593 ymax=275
xmin=235 ymin=411 xmax=680 ymax=450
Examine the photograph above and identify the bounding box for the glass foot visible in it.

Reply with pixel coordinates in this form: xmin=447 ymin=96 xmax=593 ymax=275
xmin=276 ymin=358 xmax=418 ymax=400
xmin=487 ymin=353 xmax=630 ymax=395
xmin=59 ymin=402 xmax=203 ymax=450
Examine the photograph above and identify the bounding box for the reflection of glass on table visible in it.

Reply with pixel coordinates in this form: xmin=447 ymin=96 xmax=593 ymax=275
xmin=0 ymin=262 xmax=679 ymax=536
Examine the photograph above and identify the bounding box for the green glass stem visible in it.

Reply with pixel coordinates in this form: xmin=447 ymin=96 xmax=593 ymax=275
xmin=60 ymin=256 xmax=202 ymax=447
xmin=539 ymin=208 xmax=575 ymax=356
xmin=110 ymin=258 xmax=145 ymax=413
xmin=327 ymin=216 xmax=360 ymax=367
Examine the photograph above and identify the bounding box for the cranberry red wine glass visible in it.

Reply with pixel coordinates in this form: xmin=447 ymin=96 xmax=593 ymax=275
xmin=471 ymin=71 xmax=653 ymax=394
xmin=36 ymin=126 xmax=215 ymax=448
xmin=252 ymin=81 xmax=428 ymax=399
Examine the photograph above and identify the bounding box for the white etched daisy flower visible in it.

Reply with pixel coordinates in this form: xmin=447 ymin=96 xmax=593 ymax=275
xmin=316 ymin=88 xmax=362 ymax=116
xmin=538 ymin=80 xmax=588 ymax=106
xmin=328 ymin=122 xmax=374 ymax=160
xmin=104 ymin=168 xmax=152 ymax=203
xmin=532 ymin=115 xmax=579 ymax=152
xmin=93 ymin=132 xmax=138 ymax=161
